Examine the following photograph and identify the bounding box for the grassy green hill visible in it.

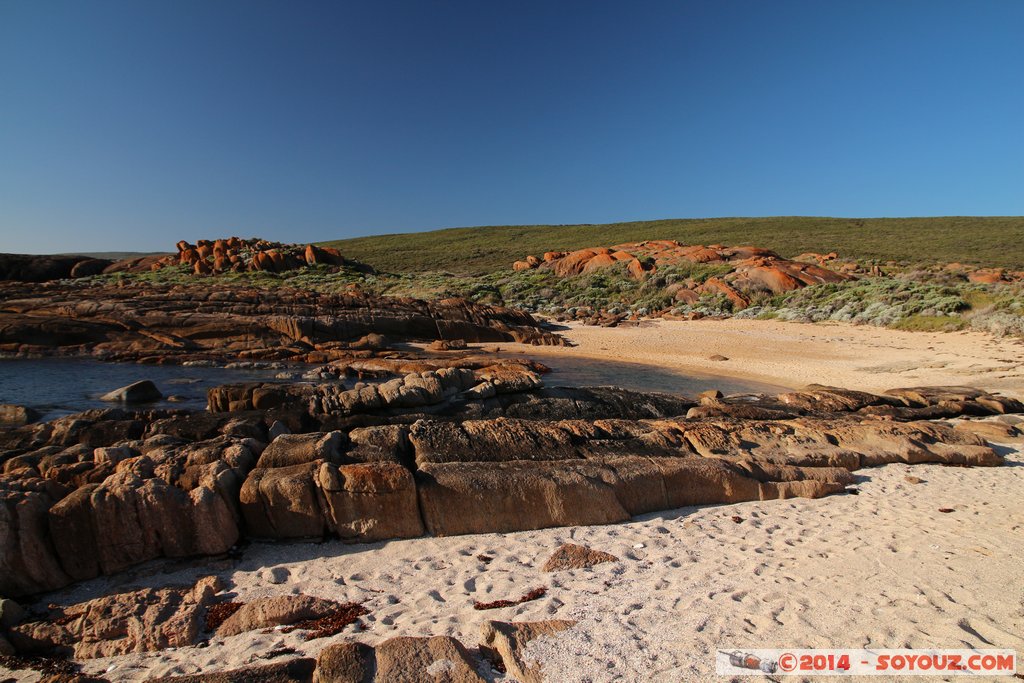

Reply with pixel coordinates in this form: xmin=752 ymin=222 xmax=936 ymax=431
xmin=321 ymin=216 xmax=1024 ymax=274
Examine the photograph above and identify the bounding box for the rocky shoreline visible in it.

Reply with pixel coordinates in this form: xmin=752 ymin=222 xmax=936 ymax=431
xmin=0 ymin=281 xmax=563 ymax=366
xmin=1 ymin=364 xmax=1021 ymax=679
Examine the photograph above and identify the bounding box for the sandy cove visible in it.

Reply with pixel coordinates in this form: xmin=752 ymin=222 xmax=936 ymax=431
xmin=504 ymin=318 xmax=1024 ymax=398
xmin=20 ymin=438 xmax=1014 ymax=682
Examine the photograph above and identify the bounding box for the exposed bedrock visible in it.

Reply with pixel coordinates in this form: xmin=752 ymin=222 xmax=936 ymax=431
xmin=0 ymin=384 xmax=1016 ymax=599
xmin=415 ymin=456 xmax=852 ymax=536
xmin=2 ymin=592 xmax=587 ymax=681
xmin=8 ymin=576 xmax=223 ymax=659
xmin=0 ymin=281 xmax=563 ymax=362
xmin=239 ymin=460 xmax=424 ymax=542
xmin=208 ymin=369 xmax=696 ymax=428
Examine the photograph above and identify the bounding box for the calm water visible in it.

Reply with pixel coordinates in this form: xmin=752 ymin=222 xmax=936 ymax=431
xmin=0 ymin=355 xmax=785 ymax=421
xmin=0 ymin=359 xmax=298 ymax=419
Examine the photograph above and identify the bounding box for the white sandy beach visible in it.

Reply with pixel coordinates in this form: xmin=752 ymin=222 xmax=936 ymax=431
xmin=12 ymin=436 xmax=1009 ymax=682
xmin=503 ymin=318 xmax=1024 ymax=399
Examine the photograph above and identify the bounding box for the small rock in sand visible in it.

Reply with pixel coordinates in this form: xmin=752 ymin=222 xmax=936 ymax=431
xmin=430 ymin=338 xmax=468 ymax=351
xmin=905 ymin=475 xmax=925 ymax=484
xmin=708 ymin=354 xmax=729 ymax=361
xmin=542 ymin=543 xmax=619 ymax=572
xmin=215 ymin=594 xmax=341 ymax=637
xmin=263 ymin=566 xmax=291 ymax=584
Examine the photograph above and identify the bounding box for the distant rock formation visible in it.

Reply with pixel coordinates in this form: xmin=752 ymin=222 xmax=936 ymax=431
xmin=167 ymin=237 xmax=371 ymax=276
xmin=0 ymin=237 xmax=369 ymax=283
xmin=513 ymin=240 xmax=852 ymax=310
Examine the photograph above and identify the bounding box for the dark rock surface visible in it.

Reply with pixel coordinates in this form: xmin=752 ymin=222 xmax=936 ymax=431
xmin=0 ymin=253 xmax=113 ymax=283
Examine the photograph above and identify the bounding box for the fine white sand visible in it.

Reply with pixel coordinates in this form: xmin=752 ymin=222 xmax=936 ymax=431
xmin=1 ymin=436 xmax=1013 ymax=682
xmin=501 ymin=318 xmax=1024 ymax=398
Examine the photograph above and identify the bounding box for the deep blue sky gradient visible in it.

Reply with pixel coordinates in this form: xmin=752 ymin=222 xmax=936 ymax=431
xmin=1 ymin=0 xmax=1022 ymax=253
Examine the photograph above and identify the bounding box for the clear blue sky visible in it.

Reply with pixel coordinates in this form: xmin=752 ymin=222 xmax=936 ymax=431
xmin=1 ymin=1 xmax=1022 ymax=254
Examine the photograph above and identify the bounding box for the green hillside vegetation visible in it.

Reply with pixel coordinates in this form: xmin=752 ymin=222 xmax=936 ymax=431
xmin=92 ymin=215 xmax=1024 ymax=338
xmin=321 ymin=216 xmax=1024 ymax=275
xmin=100 ymin=255 xmax=1024 ymax=339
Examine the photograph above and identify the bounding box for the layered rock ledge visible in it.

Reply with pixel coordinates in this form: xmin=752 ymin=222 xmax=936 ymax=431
xmin=0 ymin=281 xmax=563 ymax=363
xmin=1 ymin=382 xmax=1017 ymax=599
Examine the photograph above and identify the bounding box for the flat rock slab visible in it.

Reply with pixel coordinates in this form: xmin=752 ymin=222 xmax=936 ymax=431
xmin=216 ymin=595 xmax=343 ymax=637
xmin=8 ymin=576 xmax=222 ymax=659
xmin=150 ymin=658 xmax=316 ymax=683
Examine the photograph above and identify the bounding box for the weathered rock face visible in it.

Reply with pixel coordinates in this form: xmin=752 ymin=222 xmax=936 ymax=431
xmin=513 ymin=240 xmax=851 ymax=310
xmin=210 ymin=379 xmax=697 ymax=429
xmin=0 ymin=427 xmax=260 ymax=597
xmin=240 ymin=460 xmax=424 ymax=542
xmin=415 ymin=456 xmax=851 ymax=536
xmin=169 ymin=237 xmax=365 ymax=277
xmin=48 ymin=463 xmax=244 ymax=578
xmin=255 ymin=432 xmax=346 ymax=469
xmin=0 ymin=485 xmax=71 ymax=596
xmin=0 ymin=282 xmax=564 ymax=362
